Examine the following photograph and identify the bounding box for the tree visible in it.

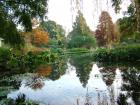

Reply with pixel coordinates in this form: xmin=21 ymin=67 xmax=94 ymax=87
xmin=40 ymin=20 xmax=66 ymax=48
xmin=111 ymin=0 xmax=140 ymax=34
xmin=0 ymin=13 xmax=24 ymax=47
xmin=0 ymin=0 xmax=48 ymax=47
xmin=0 ymin=0 xmax=47 ymax=31
xmin=116 ymin=4 xmax=140 ymax=42
xmin=68 ymin=11 xmax=96 ymax=48
xmin=32 ymin=28 xmax=48 ymax=46
xmin=95 ymin=11 xmax=117 ymax=47
xmin=40 ymin=20 xmax=65 ymax=39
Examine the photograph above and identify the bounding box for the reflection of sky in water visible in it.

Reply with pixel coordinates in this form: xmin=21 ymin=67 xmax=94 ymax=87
xmin=8 ymin=64 xmax=122 ymax=105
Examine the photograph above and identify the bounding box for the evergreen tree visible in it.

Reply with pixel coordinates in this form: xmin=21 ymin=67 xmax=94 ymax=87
xmin=95 ymin=11 xmax=116 ymax=47
xmin=68 ymin=11 xmax=96 ymax=48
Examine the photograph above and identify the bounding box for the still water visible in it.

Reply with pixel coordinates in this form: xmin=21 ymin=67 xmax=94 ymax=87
xmin=0 ymin=54 xmax=140 ymax=105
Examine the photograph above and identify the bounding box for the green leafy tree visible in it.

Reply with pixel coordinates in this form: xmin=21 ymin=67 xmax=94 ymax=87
xmin=40 ymin=20 xmax=66 ymax=48
xmin=0 ymin=12 xmax=23 ymax=47
xmin=68 ymin=11 xmax=96 ymax=48
xmin=0 ymin=0 xmax=47 ymax=31
xmin=0 ymin=0 xmax=48 ymax=47
xmin=116 ymin=4 xmax=140 ymax=42
xmin=112 ymin=0 xmax=140 ymax=34
xmin=41 ymin=20 xmax=65 ymax=39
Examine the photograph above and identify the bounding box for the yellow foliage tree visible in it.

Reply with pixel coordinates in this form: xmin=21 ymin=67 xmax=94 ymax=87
xmin=32 ymin=28 xmax=48 ymax=46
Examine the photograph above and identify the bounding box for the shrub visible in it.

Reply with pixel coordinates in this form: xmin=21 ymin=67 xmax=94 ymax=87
xmin=0 ymin=47 xmax=11 ymax=69
xmin=93 ymin=45 xmax=140 ymax=62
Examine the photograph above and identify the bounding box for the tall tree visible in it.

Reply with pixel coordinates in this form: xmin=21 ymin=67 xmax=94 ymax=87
xmin=0 ymin=11 xmax=23 ymax=47
xmin=68 ymin=11 xmax=96 ymax=48
xmin=40 ymin=20 xmax=65 ymax=39
xmin=40 ymin=20 xmax=66 ymax=48
xmin=116 ymin=4 xmax=140 ymax=42
xmin=112 ymin=0 xmax=140 ymax=34
xmin=0 ymin=0 xmax=48 ymax=47
xmin=95 ymin=11 xmax=117 ymax=47
xmin=0 ymin=0 xmax=47 ymax=31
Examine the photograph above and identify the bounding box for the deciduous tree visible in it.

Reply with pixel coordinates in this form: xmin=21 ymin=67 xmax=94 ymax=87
xmin=32 ymin=28 xmax=48 ymax=46
xmin=95 ymin=11 xmax=116 ymax=47
xmin=111 ymin=0 xmax=140 ymax=34
xmin=0 ymin=0 xmax=48 ymax=47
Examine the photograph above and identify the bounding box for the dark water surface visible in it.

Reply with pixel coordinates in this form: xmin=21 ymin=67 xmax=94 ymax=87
xmin=0 ymin=54 xmax=140 ymax=105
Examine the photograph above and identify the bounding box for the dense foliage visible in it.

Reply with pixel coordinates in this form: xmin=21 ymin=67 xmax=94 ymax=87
xmin=40 ymin=20 xmax=66 ymax=48
xmin=116 ymin=4 xmax=140 ymax=43
xmin=67 ymin=11 xmax=96 ymax=48
xmin=0 ymin=47 xmax=65 ymax=73
xmin=95 ymin=11 xmax=117 ymax=47
xmin=93 ymin=44 xmax=140 ymax=62
xmin=112 ymin=0 xmax=140 ymax=33
xmin=41 ymin=20 xmax=65 ymax=39
xmin=32 ymin=28 xmax=48 ymax=46
xmin=0 ymin=0 xmax=48 ymax=47
xmin=0 ymin=14 xmax=24 ymax=47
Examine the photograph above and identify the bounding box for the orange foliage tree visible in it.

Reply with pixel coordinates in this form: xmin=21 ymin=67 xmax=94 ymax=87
xmin=95 ymin=11 xmax=117 ymax=47
xmin=32 ymin=28 xmax=48 ymax=46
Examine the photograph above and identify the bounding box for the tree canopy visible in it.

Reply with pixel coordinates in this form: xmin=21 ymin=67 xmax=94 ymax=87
xmin=0 ymin=0 xmax=48 ymax=47
xmin=95 ymin=11 xmax=117 ymax=47
xmin=0 ymin=0 xmax=47 ymax=31
xmin=40 ymin=20 xmax=65 ymax=39
xmin=116 ymin=3 xmax=140 ymax=43
xmin=111 ymin=0 xmax=140 ymax=33
xmin=68 ymin=11 xmax=96 ymax=48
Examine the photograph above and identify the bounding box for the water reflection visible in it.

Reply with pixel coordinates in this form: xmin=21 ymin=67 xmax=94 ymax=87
xmin=36 ymin=65 xmax=52 ymax=77
xmin=0 ymin=54 xmax=140 ymax=105
xmin=69 ymin=54 xmax=93 ymax=87
xmin=100 ymin=67 xmax=116 ymax=86
xmin=24 ymin=75 xmax=45 ymax=90
xmin=117 ymin=67 xmax=140 ymax=105
xmin=8 ymin=64 xmax=110 ymax=105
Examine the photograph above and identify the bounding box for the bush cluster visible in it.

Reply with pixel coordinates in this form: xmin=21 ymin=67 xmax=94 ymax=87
xmin=0 ymin=48 xmax=64 ymax=73
xmin=93 ymin=45 xmax=140 ymax=62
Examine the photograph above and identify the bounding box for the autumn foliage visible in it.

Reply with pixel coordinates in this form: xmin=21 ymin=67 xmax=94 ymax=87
xmin=32 ymin=28 xmax=48 ymax=46
xmin=36 ymin=65 xmax=52 ymax=76
xmin=95 ymin=11 xmax=117 ymax=47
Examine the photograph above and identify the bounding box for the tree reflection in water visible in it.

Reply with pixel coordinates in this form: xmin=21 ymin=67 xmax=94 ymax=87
xmin=117 ymin=67 xmax=140 ymax=105
xmin=1 ymin=53 xmax=140 ymax=105
xmin=97 ymin=62 xmax=140 ymax=105
xmin=24 ymin=74 xmax=45 ymax=90
xmin=69 ymin=54 xmax=93 ymax=87
xmin=100 ymin=67 xmax=116 ymax=86
xmin=36 ymin=65 xmax=52 ymax=77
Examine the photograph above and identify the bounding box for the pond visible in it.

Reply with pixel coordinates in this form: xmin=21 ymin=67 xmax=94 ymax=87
xmin=0 ymin=54 xmax=140 ymax=105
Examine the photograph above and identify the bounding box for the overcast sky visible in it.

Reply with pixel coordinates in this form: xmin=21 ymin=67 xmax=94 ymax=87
xmin=48 ymin=0 xmax=131 ymax=32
